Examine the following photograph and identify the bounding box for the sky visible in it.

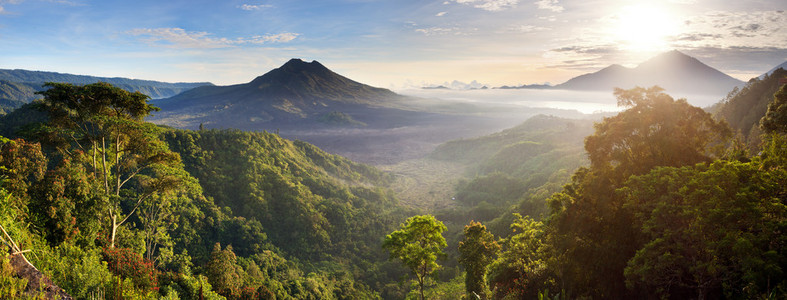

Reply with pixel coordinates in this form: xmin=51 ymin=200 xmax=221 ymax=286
xmin=0 ymin=0 xmax=785 ymax=89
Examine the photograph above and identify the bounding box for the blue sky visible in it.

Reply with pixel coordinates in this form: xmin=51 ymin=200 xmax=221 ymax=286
xmin=0 ymin=0 xmax=785 ymax=89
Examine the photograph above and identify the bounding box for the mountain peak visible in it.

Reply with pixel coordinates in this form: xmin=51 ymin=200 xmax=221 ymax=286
xmin=279 ymin=58 xmax=327 ymax=72
xmin=637 ymin=50 xmax=697 ymax=67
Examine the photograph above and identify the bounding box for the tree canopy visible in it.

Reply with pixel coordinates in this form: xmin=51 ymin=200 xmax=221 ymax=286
xmin=586 ymin=86 xmax=731 ymax=181
xmin=383 ymin=214 xmax=447 ymax=300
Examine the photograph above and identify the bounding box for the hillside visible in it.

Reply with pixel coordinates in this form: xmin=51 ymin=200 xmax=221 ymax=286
xmin=712 ymin=67 xmax=787 ymax=148
xmin=0 ymin=97 xmax=414 ymax=298
xmin=556 ymin=50 xmax=743 ymax=95
xmin=0 ymin=68 xmax=211 ymax=104
xmin=152 ymin=59 xmax=416 ymax=130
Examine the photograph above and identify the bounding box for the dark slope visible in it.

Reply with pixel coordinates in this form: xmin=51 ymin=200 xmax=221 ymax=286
xmin=713 ymin=67 xmax=787 ymax=147
xmin=556 ymin=50 xmax=744 ymax=95
xmin=152 ymin=59 xmax=422 ymax=130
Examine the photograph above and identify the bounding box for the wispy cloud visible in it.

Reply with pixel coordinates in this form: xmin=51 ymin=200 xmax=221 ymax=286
xmin=534 ymin=0 xmax=563 ymax=12
xmin=239 ymin=4 xmax=272 ymax=11
xmin=415 ymin=26 xmax=460 ymax=36
xmin=46 ymin=0 xmax=85 ymax=6
xmin=127 ymin=28 xmax=298 ymax=49
xmin=0 ymin=0 xmax=21 ymax=15
xmin=452 ymin=0 xmax=519 ymax=12
xmin=436 ymin=11 xmax=447 ymax=17
xmin=674 ymin=10 xmax=786 ymax=48
xmin=508 ymin=24 xmax=548 ymax=33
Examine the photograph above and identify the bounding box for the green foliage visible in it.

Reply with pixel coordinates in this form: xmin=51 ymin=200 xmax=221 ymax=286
xmin=458 ymin=221 xmax=499 ymax=299
xmin=621 ymin=154 xmax=787 ymax=299
xmin=419 ymin=274 xmax=465 ymax=300
xmin=162 ymin=129 xmax=401 ymax=262
xmin=383 ymin=215 xmax=447 ymax=300
xmin=33 ymin=81 xmax=184 ymax=250
xmin=0 ymin=253 xmax=28 ymax=298
xmin=0 ymin=80 xmax=36 ymax=113
xmin=487 ymin=215 xmax=552 ymax=299
xmin=0 ymin=138 xmax=47 ymax=210
xmin=29 ymin=154 xmax=104 ymax=246
xmin=541 ymin=87 xmax=734 ymax=298
xmin=0 ymin=82 xmax=407 ymax=299
xmin=586 ymin=86 xmax=731 ymax=182
xmin=761 ymin=83 xmax=787 ymax=134
xmin=206 ymin=243 xmax=243 ymax=298
xmin=34 ymin=243 xmax=113 ymax=299
xmin=0 ymin=102 xmax=49 ymax=139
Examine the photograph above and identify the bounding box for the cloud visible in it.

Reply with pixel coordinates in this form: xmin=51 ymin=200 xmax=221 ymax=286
xmin=451 ymin=0 xmax=519 ymax=12
xmin=436 ymin=11 xmax=447 ymax=17
xmin=534 ymin=0 xmax=563 ymax=12
xmin=673 ymin=33 xmax=723 ymax=42
xmin=673 ymin=10 xmax=786 ymax=49
xmin=127 ymin=28 xmax=298 ymax=49
xmin=0 ymin=0 xmax=21 ymax=15
xmin=46 ymin=0 xmax=85 ymax=6
xmin=415 ymin=26 xmax=460 ymax=36
xmin=239 ymin=4 xmax=272 ymax=11
xmin=509 ymin=24 xmax=548 ymax=32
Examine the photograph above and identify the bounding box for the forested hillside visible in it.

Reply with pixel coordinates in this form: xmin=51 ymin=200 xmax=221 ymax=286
xmin=1 ymin=80 xmax=785 ymax=300
xmin=431 ymin=86 xmax=786 ymax=299
xmin=0 ymin=82 xmax=413 ymax=299
xmin=430 ymin=115 xmax=594 ymax=235
xmin=712 ymin=67 xmax=787 ymax=149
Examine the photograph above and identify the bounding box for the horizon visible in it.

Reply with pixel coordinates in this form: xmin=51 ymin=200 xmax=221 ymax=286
xmin=0 ymin=0 xmax=785 ymax=89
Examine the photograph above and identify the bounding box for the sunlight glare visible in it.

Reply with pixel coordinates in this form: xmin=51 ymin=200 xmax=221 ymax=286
xmin=613 ymin=4 xmax=679 ymax=52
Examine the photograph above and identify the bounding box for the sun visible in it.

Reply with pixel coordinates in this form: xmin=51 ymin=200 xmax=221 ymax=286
xmin=612 ymin=4 xmax=679 ymax=52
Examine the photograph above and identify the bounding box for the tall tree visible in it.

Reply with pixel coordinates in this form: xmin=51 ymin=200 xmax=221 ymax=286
xmin=760 ymin=83 xmax=787 ymax=134
xmin=383 ymin=215 xmax=447 ymax=300
xmin=35 ymin=82 xmax=181 ymax=248
xmin=458 ymin=221 xmax=499 ymax=299
xmin=547 ymin=86 xmax=732 ymax=298
xmin=585 ymin=86 xmax=731 ymax=182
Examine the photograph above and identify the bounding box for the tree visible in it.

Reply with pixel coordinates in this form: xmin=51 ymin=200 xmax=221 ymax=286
xmin=206 ymin=243 xmax=244 ymax=298
xmin=487 ymin=215 xmax=552 ymax=299
xmin=585 ymin=86 xmax=731 ymax=182
xmin=546 ymin=87 xmax=733 ymax=298
xmin=622 ymin=159 xmax=787 ymax=299
xmin=761 ymin=83 xmax=787 ymax=134
xmin=0 ymin=138 xmax=46 ymax=210
xmin=35 ymin=82 xmax=181 ymax=248
xmin=458 ymin=221 xmax=499 ymax=299
xmin=383 ymin=215 xmax=447 ymax=300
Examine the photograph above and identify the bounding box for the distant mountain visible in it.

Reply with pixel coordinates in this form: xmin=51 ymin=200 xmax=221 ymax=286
xmin=152 ymin=59 xmax=414 ymax=130
xmin=496 ymin=83 xmax=552 ymax=90
xmin=555 ymin=50 xmax=744 ymax=95
xmin=0 ymin=69 xmax=212 ymax=103
xmin=761 ymin=61 xmax=787 ymax=79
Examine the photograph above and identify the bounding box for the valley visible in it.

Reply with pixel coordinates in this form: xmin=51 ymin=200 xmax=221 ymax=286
xmin=0 ymin=51 xmax=785 ymax=299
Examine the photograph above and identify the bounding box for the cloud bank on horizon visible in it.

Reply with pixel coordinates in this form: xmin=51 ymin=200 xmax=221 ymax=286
xmin=0 ymin=0 xmax=784 ymax=88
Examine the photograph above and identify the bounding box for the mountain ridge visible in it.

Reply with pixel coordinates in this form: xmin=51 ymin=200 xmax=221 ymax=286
xmin=0 ymin=68 xmax=212 ymax=101
xmin=555 ymin=50 xmax=744 ymax=95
